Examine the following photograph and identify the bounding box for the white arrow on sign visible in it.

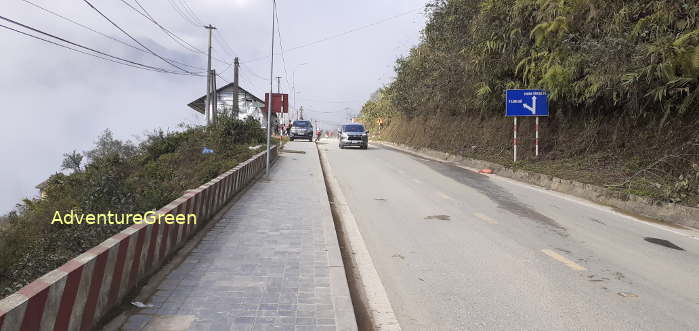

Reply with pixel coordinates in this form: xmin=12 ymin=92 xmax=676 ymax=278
xmin=523 ymin=96 xmax=536 ymax=115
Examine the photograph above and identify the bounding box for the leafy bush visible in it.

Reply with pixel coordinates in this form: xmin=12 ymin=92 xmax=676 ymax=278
xmin=0 ymin=115 xmax=266 ymax=298
xmin=361 ymin=0 xmax=699 ymax=205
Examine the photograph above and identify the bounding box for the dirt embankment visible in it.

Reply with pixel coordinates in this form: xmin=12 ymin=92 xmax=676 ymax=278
xmin=372 ymin=113 xmax=699 ymax=209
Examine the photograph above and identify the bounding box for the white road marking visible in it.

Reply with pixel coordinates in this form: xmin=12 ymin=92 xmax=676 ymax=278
xmin=541 ymin=249 xmax=586 ymax=271
xmin=473 ymin=212 xmax=498 ymax=225
xmin=437 ymin=191 xmax=454 ymax=201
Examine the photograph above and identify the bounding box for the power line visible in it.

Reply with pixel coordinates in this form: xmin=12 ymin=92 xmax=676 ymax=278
xmin=297 ymin=97 xmax=364 ymax=104
xmin=241 ymin=64 xmax=269 ymax=81
xmin=273 ymin=3 xmax=292 ymax=92
xmin=119 ymin=0 xmax=204 ymax=56
xmin=214 ymin=30 xmax=238 ymax=59
xmin=167 ymin=0 xmax=200 ymax=27
xmin=215 ymin=31 xmax=239 ymax=74
xmin=120 ymin=0 xmax=234 ymax=68
xmin=178 ymin=0 xmax=203 ymax=26
xmin=243 ymin=7 xmax=422 ymax=64
xmin=216 ymin=72 xmax=229 ymax=84
xmin=0 ymin=18 xmax=193 ymax=75
xmin=21 ymin=0 xmax=204 ymax=71
xmin=239 ymin=72 xmax=260 ymax=92
xmin=82 ymin=0 xmax=197 ymax=74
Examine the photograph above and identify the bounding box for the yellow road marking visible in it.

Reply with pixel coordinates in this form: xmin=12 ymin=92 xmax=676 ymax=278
xmin=541 ymin=249 xmax=586 ymax=271
xmin=473 ymin=212 xmax=498 ymax=224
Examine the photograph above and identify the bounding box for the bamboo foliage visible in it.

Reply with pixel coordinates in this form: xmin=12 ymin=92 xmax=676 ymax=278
xmin=361 ymin=0 xmax=699 ymax=125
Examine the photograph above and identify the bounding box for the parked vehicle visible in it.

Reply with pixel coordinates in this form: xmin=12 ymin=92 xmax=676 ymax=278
xmin=338 ymin=123 xmax=368 ymax=149
xmin=290 ymin=120 xmax=314 ymax=141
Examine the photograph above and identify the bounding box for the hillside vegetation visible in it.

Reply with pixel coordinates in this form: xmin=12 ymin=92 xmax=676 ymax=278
xmin=0 ymin=116 xmax=265 ymax=298
xmin=361 ymin=0 xmax=699 ymax=206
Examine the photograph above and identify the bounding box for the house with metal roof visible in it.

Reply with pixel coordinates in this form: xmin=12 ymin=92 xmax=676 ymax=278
xmin=187 ymin=83 xmax=277 ymax=128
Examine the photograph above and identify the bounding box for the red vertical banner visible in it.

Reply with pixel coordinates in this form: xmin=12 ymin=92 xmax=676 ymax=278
xmin=265 ymin=93 xmax=289 ymax=113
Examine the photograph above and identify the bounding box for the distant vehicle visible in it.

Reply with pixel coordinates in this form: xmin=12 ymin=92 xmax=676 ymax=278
xmin=338 ymin=123 xmax=368 ymax=149
xmin=290 ymin=120 xmax=314 ymax=141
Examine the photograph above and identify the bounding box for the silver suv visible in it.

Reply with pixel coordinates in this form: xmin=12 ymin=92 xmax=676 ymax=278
xmin=338 ymin=123 xmax=368 ymax=149
xmin=290 ymin=120 xmax=314 ymax=141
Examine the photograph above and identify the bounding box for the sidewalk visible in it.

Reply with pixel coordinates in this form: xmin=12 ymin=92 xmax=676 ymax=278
xmin=115 ymin=142 xmax=356 ymax=331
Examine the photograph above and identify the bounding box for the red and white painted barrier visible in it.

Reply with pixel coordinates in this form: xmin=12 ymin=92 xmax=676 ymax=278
xmin=0 ymin=146 xmax=278 ymax=331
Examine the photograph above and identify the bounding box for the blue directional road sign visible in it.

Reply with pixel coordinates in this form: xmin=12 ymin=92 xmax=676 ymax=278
xmin=506 ymin=89 xmax=549 ymax=117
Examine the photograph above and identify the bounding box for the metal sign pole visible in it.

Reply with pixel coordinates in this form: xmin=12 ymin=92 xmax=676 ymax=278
xmin=513 ymin=117 xmax=518 ymax=163
xmin=535 ymin=117 xmax=539 ymax=157
xmin=266 ymin=0 xmax=276 ymax=178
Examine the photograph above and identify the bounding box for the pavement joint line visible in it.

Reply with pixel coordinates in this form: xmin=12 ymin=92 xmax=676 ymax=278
xmin=541 ymin=249 xmax=586 ymax=271
xmin=473 ymin=212 xmax=498 ymax=225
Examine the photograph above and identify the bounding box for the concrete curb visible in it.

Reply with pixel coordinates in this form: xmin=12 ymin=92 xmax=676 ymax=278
xmin=311 ymin=143 xmax=358 ymax=331
xmin=0 ymin=147 xmax=278 ymax=331
xmin=317 ymin=142 xmax=401 ymax=331
xmin=374 ymin=140 xmax=699 ymax=230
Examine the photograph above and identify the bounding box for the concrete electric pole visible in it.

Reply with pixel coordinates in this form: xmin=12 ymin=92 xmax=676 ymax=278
xmin=211 ymin=69 xmax=217 ymax=125
xmin=233 ymin=57 xmax=240 ymax=118
xmin=204 ymin=24 xmax=216 ymax=126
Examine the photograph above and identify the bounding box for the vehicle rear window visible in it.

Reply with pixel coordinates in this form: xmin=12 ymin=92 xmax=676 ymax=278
xmin=293 ymin=121 xmax=311 ymax=127
xmin=342 ymin=124 xmax=365 ymax=132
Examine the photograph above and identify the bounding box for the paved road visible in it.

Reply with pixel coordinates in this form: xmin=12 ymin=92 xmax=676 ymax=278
xmin=319 ymin=139 xmax=699 ymax=331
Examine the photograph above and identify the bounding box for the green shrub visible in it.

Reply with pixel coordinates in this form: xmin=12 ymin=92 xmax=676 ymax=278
xmin=0 ymin=116 xmax=265 ymax=297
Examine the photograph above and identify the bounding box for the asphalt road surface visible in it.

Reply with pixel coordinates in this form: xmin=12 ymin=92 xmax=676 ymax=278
xmin=318 ymin=138 xmax=699 ymax=331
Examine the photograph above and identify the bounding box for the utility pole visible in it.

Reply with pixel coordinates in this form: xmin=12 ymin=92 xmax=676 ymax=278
xmin=211 ymin=69 xmax=217 ymax=125
xmin=299 ymin=106 xmax=304 ymax=120
xmin=233 ymin=57 xmax=240 ymax=118
xmin=266 ymin=1 xmax=275 ymax=177
xmin=204 ymin=24 xmax=216 ymax=126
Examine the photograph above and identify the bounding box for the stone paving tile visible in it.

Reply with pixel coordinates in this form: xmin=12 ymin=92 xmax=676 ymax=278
xmin=116 ymin=143 xmax=354 ymax=330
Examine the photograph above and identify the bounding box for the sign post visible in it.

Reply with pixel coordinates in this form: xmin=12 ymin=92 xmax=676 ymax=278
xmin=506 ymin=89 xmax=549 ymax=163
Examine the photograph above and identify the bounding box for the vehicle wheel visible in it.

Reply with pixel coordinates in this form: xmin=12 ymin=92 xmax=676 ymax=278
xmin=339 ymin=144 xmax=344 ymax=149
xmin=290 ymin=138 xmax=294 ymax=141
xmin=362 ymin=144 xmax=368 ymax=150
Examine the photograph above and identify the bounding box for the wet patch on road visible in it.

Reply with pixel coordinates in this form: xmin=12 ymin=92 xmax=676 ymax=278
xmin=644 ymin=237 xmax=685 ymax=251
xmin=392 ymin=254 xmax=405 ymax=260
xmin=425 ymin=215 xmax=451 ymax=221
xmin=414 ymin=156 xmax=566 ymax=233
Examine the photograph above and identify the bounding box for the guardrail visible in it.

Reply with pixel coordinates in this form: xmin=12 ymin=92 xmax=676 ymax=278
xmin=0 ymin=146 xmax=278 ymax=331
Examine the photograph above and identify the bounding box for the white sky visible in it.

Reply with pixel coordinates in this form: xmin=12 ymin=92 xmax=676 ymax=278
xmin=0 ymin=0 xmax=428 ymax=213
